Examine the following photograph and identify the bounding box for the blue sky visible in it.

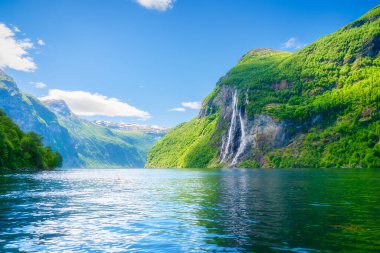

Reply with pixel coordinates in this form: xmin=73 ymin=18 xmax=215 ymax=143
xmin=0 ymin=0 xmax=378 ymax=127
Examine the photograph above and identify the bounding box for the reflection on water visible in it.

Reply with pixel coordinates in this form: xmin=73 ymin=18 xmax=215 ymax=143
xmin=0 ymin=169 xmax=379 ymax=252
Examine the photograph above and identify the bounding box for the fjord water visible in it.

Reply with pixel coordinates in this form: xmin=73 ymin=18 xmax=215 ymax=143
xmin=0 ymin=169 xmax=379 ymax=252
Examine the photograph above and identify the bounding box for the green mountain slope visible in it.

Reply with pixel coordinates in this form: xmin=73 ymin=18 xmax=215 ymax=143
xmin=146 ymin=5 xmax=380 ymax=169
xmin=0 ymin=109 xmax=62 ymax=170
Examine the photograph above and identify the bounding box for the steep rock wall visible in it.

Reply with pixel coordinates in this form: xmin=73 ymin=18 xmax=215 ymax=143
xmin=201 ymin=85 xmax=295 ymax=167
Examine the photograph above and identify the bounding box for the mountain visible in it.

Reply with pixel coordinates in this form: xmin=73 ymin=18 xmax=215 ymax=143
xmin=43 ymin=99 xmax=166 ymax=168
xmin=0 ymin=71 xmax=166 ymax=168
xmin=93 ymin=120 xmax=169 ymax=135
xmin=146 ymin=5 xmax=380 ymax=169
xmin=0 ymin=109 xmax=62 ymax=170
xmin=0 ymin=71 xmax=82 ymax=167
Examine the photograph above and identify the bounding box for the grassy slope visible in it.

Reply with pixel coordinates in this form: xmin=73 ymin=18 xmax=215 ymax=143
xmin=146 ymin=114 xmax=220 ymax=168
xmin=147 ymin=5 xmax=380 ymax=168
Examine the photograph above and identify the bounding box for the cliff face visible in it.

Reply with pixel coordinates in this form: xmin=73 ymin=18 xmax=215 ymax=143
xmin=201 ymin=85 xmax=295 ymax=167
xmin=146 ymin=5 xmax=380 ymax=169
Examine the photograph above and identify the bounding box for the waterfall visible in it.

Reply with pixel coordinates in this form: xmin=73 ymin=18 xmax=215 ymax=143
xmin=221 ymin=89 xmax=249 ymax=166
xmin=232 ymin=108 xmax=248 ymax=166
xmin=221 ymin=90 xmax=238 ymax=162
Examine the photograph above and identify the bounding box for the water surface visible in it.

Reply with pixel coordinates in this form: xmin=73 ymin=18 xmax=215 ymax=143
xmin=0 ymin=168 xmax=379 ymax=252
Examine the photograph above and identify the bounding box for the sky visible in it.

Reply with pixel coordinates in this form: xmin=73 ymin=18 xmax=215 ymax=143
xmin=0 ymin=0 xmax=378 ymax=127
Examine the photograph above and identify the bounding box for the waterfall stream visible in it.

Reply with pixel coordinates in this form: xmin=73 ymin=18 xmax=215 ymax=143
xmin=232 ymin=107 xmax=248 ymax=165
xmin=221 ymin=90 xmax=249 ymax=166
xmin=221 ymin=90 xmax=238 ymax=162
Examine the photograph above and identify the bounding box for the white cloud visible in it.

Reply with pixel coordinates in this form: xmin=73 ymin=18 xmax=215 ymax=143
xmin=37 ymin=39 xmax=45 ymax=46
xmin=169 ymin=107 xmax=186 ymax=112
xmin=13 ymin=26 xmax=21 ymax=33
xmin=281 ymin=37 xmax=305 ymax=51
xmin=135 ymin=0 xmax=175 ymax=11
xmin=40 ymin=89 xmax=151 ymax=120
xmin=181 ymin=101 xmax=202 ymax=110
xmin=30 ymin=81 xmax=47 ymax=89
xmin=169 ymin=101 xmax=201 ymax=112
xmin=0 ymin=23 xmax=36 ymax=72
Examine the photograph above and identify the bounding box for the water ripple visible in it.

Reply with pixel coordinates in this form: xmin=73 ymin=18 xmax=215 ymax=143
xmin=0 ymin=168 xmax=380 ymax=252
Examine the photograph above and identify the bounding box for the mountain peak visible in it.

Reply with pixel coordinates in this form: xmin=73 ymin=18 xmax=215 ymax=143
xmin=0 ymin=69 xmax=19 ymax=92
xmin=42 ymin=99 xmax=74 ymax=117
xmin=238 ymin=48 xmax=290 ymax=65
xmin=244 ymin=48 xmax=285 ymax=57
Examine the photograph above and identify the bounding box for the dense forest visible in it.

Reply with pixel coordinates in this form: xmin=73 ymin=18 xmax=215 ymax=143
xmin=0 ymin=109 xmax=62 ymax=171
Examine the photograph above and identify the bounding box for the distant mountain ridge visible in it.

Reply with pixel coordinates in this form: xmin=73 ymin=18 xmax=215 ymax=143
xmin=0 ymin=71 xmax=166 ymax=168
xmin=93 ymin=120 xmax=170 ymax=134
xmin=43 ymin=99 xmax=166 ymax=168
xmin=42 ymin=99 xmax=74 ymax=117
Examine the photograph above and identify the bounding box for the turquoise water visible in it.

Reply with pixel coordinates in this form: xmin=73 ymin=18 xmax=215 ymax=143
xmin=0 ymin=169 xmax=379 ymax=252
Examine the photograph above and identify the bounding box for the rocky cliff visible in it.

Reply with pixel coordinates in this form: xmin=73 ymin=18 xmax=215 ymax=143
xmin=205 ymin=85 xmax=295 ymax=167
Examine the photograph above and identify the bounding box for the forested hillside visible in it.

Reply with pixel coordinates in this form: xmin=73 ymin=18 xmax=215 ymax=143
xmin=0 ymin=110 xmax=62 ymax=170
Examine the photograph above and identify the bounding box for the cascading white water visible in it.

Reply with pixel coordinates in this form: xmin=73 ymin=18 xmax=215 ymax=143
xmin=221 ymin=89 xmax=250 ymax=166
xmin=221 ymin=90 xmax=238 ymax=162
xmin=231 ymin=108 xmax=248 ymax=166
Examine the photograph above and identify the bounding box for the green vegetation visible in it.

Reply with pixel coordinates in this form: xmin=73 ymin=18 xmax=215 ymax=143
xmin=0 ymin=110 xmax=62 ymax=170
xmin=146 ymin=114 xmax=220 ymax=168
xmin=237 ymin=160 xmax=260 ymax=168
xmin=147 ymin=5 xmax=380 ymax=168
